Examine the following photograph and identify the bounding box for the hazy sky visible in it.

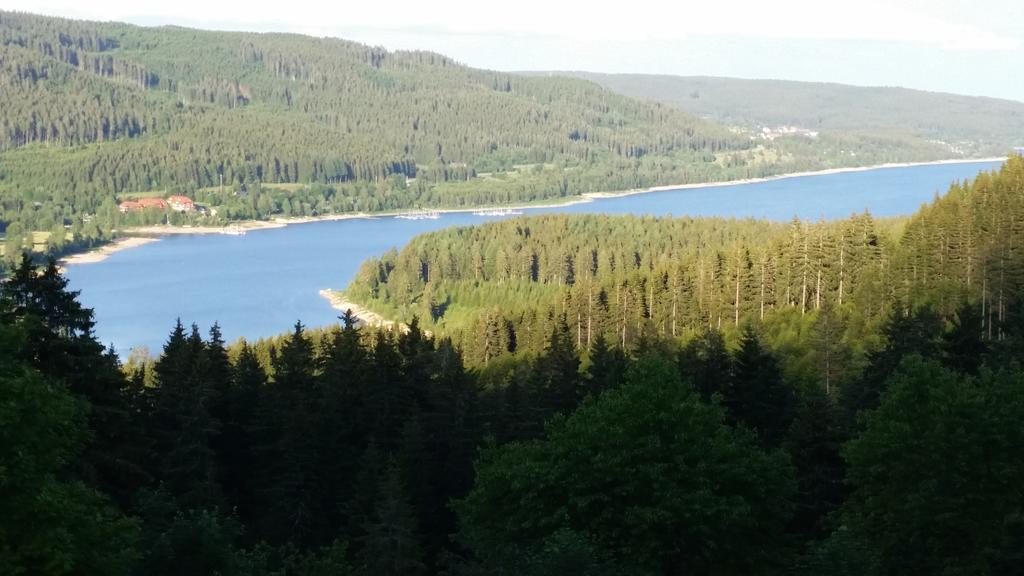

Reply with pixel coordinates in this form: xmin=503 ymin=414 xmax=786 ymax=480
xmin=5 ymin=0 xmax=1023 ymax=101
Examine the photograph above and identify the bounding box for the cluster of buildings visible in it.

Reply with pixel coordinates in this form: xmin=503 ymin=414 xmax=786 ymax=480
xmin=119 ymin=195 xmax=195 ymax=213
xmin=756 ymin=125 xmax=820 ymax=141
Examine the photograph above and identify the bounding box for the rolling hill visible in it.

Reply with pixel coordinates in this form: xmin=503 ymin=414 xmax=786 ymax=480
xmin=0 ymin=11 xmax=1010 ymax=264
xmin=544 ymin=72 xmax=1024 ymax=155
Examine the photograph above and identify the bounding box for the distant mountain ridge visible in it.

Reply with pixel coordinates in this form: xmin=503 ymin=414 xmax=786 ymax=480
xmin=534 ymin=72 xmax=1024 ymax=155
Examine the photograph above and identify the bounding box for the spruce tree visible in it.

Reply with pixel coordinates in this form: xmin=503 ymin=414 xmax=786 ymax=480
xmin=729 ymin=325 xmax=794 ymax=446
xmin=219 ymin=342 xmax=265 ymax=526
xmin=531 ymin=315 xmax=581 ymax=416
xmin=0 ymin=255 xmax=148 ymax=503
xmin=811 ymin=303 xmax=850 ymax=396
xmin=256 ymin=321 xmax=322 ymax=545
xmin=363 ymin=460 xmax=425 ymax=576
xmin=584 ymin=333 xmax=626 ymax=397
xmin=317 ymin=318 xmax=367 ymax=539
xmin=150 ymin=323 xmax=222 ymax=510
xmin=942 ymin=302 xmax=988 ymax=375
xmin=784 ymin=385 xmax=847 ymax=539
xmin=677 ymin=329 xmax=731 ymax=401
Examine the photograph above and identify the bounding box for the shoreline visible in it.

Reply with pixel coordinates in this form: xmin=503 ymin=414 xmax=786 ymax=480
xmin=61 ymin=156 xmax=1005 ymax=266
xmin=123 ymin=211 xmax=377 ymax=236
xmin=59 ymin=236 xmax=161 ymax=266
xmin=580 ymin=156 xmax=1006 ymax=200
xmin=319 ymin=289 xmax=413 ymax=333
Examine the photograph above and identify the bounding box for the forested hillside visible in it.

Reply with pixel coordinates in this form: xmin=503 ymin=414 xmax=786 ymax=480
xmin=0 ymin=10 xmax=761 ymax=264
xmin=347 ymin=156 xmax=1024 ymax=373
xmin=553 ymin=72 xmax=1024 ymax=156
xmin=4 ymin=155 xmax=1024 ymax=573
xmin=0 ymin=12 xmax=992 ymax=269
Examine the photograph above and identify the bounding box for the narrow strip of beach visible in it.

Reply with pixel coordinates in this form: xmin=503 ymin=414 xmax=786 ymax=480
xmin=581 ymin=156 xmax=1007 ymax=200
xmin=59 ymin=236 xmax=160 ymax=266
xmin=319 ymin=289 xmax=397 ymax=329
xmin=124 ymin=212 xmax=375 ymax=236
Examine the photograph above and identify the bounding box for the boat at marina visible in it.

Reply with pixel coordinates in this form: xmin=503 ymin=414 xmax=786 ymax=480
xmin=472 ymin=208 xmax=524 ymax=216
xmin=395 ymin=210 xmax=441 ymax=220
xmin=220 ymin=225 xmax=247 ymax=236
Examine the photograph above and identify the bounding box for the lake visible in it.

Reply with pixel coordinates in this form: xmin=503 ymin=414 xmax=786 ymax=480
xmin=66 ymin=160 xmax=1003 ymax=354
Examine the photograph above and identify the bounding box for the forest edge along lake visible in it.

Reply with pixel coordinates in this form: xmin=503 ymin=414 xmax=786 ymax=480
xmin=64 ymin=159 xmax=1005 ymax=354
xmin=59 ymin=156 xmax=1006 ymax=264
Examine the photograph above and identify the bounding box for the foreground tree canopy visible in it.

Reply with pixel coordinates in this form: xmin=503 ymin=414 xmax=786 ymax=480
xmin=455 ymin=355 xmax=795 ymax=575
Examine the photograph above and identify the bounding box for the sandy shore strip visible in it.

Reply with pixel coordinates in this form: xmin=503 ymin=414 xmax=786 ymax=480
xmin=123 ymin=212 xmax=376 ymax=235
xmin=59 ymin=236 xmax=161 ymax=266
xmin=581 ymin=156 xmax=1008 ymax=200
xmin=319 ymin=289 xmax=407 ymax=332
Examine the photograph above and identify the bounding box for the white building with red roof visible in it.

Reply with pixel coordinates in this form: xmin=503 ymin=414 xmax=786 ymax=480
xmin=167 ymin=195 xmax=195 ymax=212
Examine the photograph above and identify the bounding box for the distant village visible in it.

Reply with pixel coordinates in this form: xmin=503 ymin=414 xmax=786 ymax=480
xmin=755 ymin=125 xmax=820 ymax=141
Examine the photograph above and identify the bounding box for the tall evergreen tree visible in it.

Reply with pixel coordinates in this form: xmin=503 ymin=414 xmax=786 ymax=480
xmin=0 ymin=254 xmax=149 ymax=503
xmin=942 ymin=302 xmax=988 ymax=375
xmin=316 ymin=315 xmax=367 ymax=541
xmin=219 ymin=342 xmax=265 ymax=527
xmin=584 ymin=333 xmax=626 ymax=398
xmin=150 ymin=323 xmax=222 ymax=510
xmin=531 ymin=316 xmax=582 ymax=416
xmin=677 ymin=329 xmax=731 ymax=401
xmin=811 ymin=303 xmax=850 ymax=396
xmin=729 ymin=325 xmax=794 ymax=446
xmin=784 ymin=385 xmax=847 ymax=539
xmin=254 ymin=321 xmax=321 ymax=545
xmin=363 ymin=460 xmax=425 ymax=576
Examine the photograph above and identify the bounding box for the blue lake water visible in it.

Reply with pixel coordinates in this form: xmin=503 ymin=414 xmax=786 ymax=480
xmin=65 ymin=160 xmax=1002 ymax=354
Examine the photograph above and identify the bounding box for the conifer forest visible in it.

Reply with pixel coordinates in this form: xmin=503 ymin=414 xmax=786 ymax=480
xmin=3 ymin=8 xmax=1024 ymax=576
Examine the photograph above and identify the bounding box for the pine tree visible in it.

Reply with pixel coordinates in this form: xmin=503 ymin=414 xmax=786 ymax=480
xmin=584 ymin=333 xmax=626 ymax=397
xmin=811 ymin=304 xmax=850 ymax=396
xmin=729 ymin=325 xmax=794 ymax=446
xmin=1 ymin=255 xmax=150 ymax=504
xmin=942 ymin=302 xmax=988 ymax=374
xmin=316 ymin=317 xmax=367 ymax=539
xmin=531 ymin=315 xmax=582 ymax=416
xmin=362 ymin=460 xmax=425 ymax=576
xmin=784 ymin=385 xmax=847 ymax=539
xmin=150 ymin=321 xmax=222 ymax=510
xmin=678 ymin=329 xmax=731 ymax=401
xmin=219 ymin=342 xmax=264 ymax=525
xmin=365 ymin=330 xmax=409 ymax=450
xmin=253 ymin=321 xmax=321 ymax=544
xmin=205 ymin=323 xmax=234 ymax=506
